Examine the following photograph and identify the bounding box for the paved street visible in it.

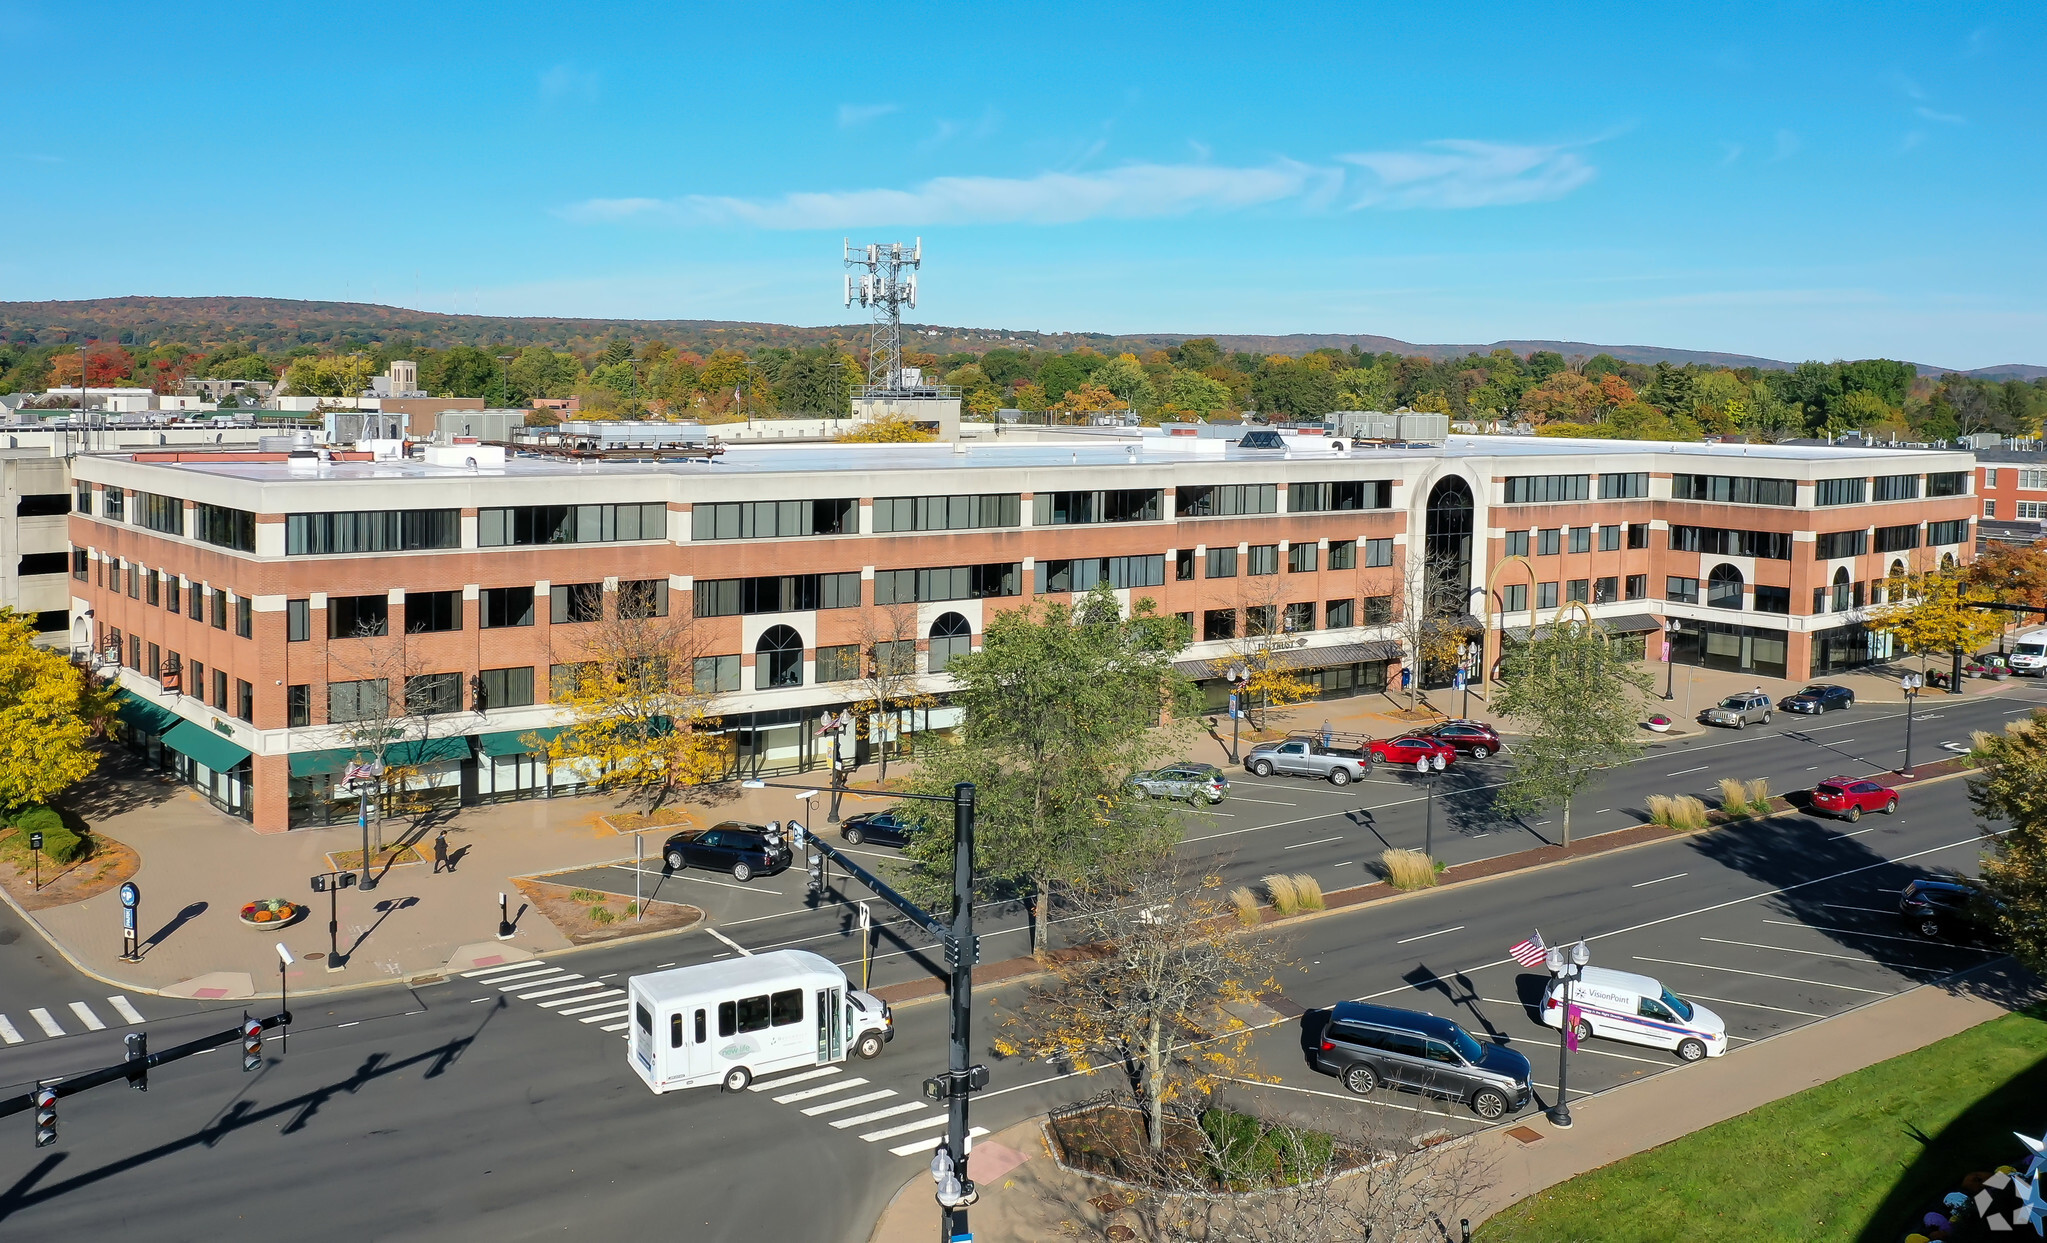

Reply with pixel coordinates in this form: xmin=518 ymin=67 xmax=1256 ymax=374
xmin=0 ymin=682 xmax=2029 ymax=1240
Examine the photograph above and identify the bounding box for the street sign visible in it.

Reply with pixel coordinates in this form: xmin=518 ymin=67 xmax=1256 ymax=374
xmin=119 ymin=882 xmax=140 ymax=909
xmin=28 ymin=831 xmax=42 ymax=851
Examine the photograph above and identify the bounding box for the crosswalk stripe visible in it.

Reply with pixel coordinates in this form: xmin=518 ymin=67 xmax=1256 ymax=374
xmin=28 ymin=1009 xmax=63 ymax=1038
xmin=775 ymin=1078 xmax=869 ymax=1104
xmin=599 ymin=1022 xmax=630 ymax=1032
xmin=462 ymin=961 xmax=551 ymax=979
xmin=498 ymin=971 xmax=570 ymax=992
xmin=802 ymin=1090 xmax=895 ymax=1117
xmin=888 ymin=1126 xmax=990 ymax=1158
xmin=516 ymin=979 xmax=599 ymax=1000
xmin=577 ymin=1008 xmax=631 ymax=1024
xmin=831 ymin=1102 xmax=924 ymax=1129
xmin=107 ymin=996 xmax=145 ymax=1025
xmin=0 ymin=1016 xmax=21 ymax=1044
xmin=749 ymin=1067 xmax=839 ymax=1092
xmin=68 ymin=1002 xmax=106 ymax=1031
xmin=860 ymin=1113 xmax=959 ymax=1142
xmin=478 ymin=966 xmax=561 ymax=986
xmin=550 ymin=992 xmax=626 ymax=1012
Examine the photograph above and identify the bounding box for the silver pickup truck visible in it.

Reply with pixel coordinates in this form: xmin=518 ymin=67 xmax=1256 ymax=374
xmin=1242 ymin=737 xmax=1373 ymax=785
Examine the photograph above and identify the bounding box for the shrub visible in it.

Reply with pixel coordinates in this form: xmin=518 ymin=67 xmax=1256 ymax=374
xmin=1670 ymin=795 xmax=1709 ymax=832
xmin=568 ymin=888 xmax=604 ymax=903
xmin=1381 ymin=849 xmax=1438 ymax=890
xmin=624 ymin=901 xmax=638 ymax=918
xmin=1200 ymin=1108 xmax=1337 ymax=1191
xmin=14 ymin=805 xmax=86 ymax=863
xmin=1746 ymin=777 xmax=1770 ymax=810
xmin=588 ymin=904 xmax=617 ymax=925
xmin=1227 ymin=886 xmax=1261 ymax=927
xmin=1263 ymin=873 xmax=1302 ymax=915
xmin=1717 ymin=778 xmax=1750 ymax=816
xmin=1290 ymin=873 xmax=1325 ymax=911
xmin=1646 ymin=794 xmax=1676 ymax=827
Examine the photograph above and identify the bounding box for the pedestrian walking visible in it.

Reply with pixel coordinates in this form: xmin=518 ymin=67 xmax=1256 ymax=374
xmin=433 ymin=829 xmax=449 ymax=874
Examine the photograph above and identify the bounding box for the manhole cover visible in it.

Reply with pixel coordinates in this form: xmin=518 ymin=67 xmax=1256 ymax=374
xmin=1506 ymin=1126 xmax=1545 ymax=1144
xmin=305 ymin=951 xmax=325 ymax=960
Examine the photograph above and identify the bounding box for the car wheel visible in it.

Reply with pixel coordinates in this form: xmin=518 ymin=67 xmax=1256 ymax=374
xmin=1762 ymin=711 xmax=1772 ymax=724
xmin=1846 ymin=696 xmax=1855 ymax=707
xmin=1471 ymin=744 xmax=1492 ymax=760
xmin=1328 ymin=767 xmax=1351 ymax=786
xmin=722 ymin=1066 xmax=752 ymax=1092
xmin=856 ymin=1031 xmax=885 ymax=1060
xmin=1884 ymin=798 xmax=1899 ymax=815
xmin=843 ymin=826 xmax=864 ymax=845
xmin=1916 ymin=917 xmax=1942 ymax=938
xmin=1574 ymin=1017 xmax=1592 ymax=1041
xmin=1844 ymin=805 xmax=1861 ymax=823
xmin=1734 ymin=717 xmax=1746 ymax=730
xmin=1677 ymin=1038 xmax=1708 ymax=1063
xmin=1253 ymin=761 xmax=1274 ymax=777
xmin=1471 ymin=1088 xmax=1509 ymax=1120
xmin=732 ymin=859 xmax=755 ymax=882
xmin=1342 ymin=1064 xmax=1377 ymax=1096
xmin=665 ymin=850 xmax=685 ymax=871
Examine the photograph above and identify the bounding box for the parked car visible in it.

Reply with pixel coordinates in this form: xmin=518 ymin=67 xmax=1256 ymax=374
xmin=1367 ymin=735 xmax=1455 ymax=772
xmin=1242 ymin=736 xmax=1372 ymax=785
xmin=1807 ymin=776 xmax=1899 ymax=822
xmin=1540 ymin=966 xmax=1727 ymax=1062
xmin=663 ymin=822 xmax=793 ymax=882
xmin=1699 ymin=692 xmax=1773 ymax=730
xmin=1415 ymin=720 xmax=1504 ymax=759
xmin=1779 ymin=684 xmax=1854 ymax=715
xmin=839 ymin=810 xmax=920 ymax=848
xmin=1128 ymin=762 xmax=1231 ymax=804
xmin=1312 ymin=1000 xmax=1532 ymax=1119
xmin=1899 ymin=876 xmax=1998 ymax=942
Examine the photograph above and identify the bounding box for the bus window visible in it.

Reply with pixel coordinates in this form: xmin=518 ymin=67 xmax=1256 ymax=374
xmin=770 ymin=989 xmax=803 ymax=1027
xmin=670 ymin=1013 xmax=684 ymax=1048
xmin=695 ymin=1008 xmax=707 ymax=1043
xmin=636 ymin=1004 xmax=652 ymax=1035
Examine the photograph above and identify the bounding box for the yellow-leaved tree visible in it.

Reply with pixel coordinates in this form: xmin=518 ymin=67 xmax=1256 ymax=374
xmin=835 ymin=415 xmax=933 ymax=443
xmin=0 ymin=611 xmax=110 ymax=809
xmin=1872 ymin=568 xmax=2005 ymax=687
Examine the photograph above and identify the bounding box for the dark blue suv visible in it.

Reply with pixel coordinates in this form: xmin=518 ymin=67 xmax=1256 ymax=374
xmin=1313 ymin=1000 xmax=1532 ymax=1119
xmin=839 ymin=810 xmax=919 ymax=848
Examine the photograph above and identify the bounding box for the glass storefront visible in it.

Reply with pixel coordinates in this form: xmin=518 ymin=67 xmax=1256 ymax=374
xmin=1669 ymin=620 xmax=1789 ymax=680
xmin=1811 ymin=623 xmax=1894 ymax=677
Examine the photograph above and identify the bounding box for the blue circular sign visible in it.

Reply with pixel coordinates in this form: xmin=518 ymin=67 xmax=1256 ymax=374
xmin=119 ymin=882 xmax=140 ymax=909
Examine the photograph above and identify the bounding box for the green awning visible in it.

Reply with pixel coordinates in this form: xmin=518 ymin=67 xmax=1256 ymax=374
xmin=478 ymin=726 xmax=560 ymax=758
xmin=114 ymin=690 xmax=182 ymax=736
xmin=162 ymin=720 xmax=253 ymax=772
xmin=385 ymin=736 xmax=472 ymax=767
xmin=288 ymin=748 xmax=357 ymax=778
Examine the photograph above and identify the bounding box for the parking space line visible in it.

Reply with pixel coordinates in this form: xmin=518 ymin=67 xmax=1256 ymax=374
xmin=1519 ymin=1037 xmax=1673 ymax=1067
xmin=1395 ymin=925 xmax=1466 ymax=945
xmin=609 ymin=865 xmax=782 ymax=896
xmin=1667 ymin=766 xmax=1708 ymax=776
xmin=1825 ymin=826 xmax=1883 ymax=840
xmin=1683 ymin=993 xmax=1825 ymax=1019
xmin=1632 ymin=955 xmax=1893 ymax=995
xmin=1219 ymin=1076 xmax=1474 ymax=1121
xmin=1632 ymin=873 xmax=1688 ymax=887
xmin=1757 ymin=919 xmax=2001 ymax=952
xmin=1819 ymin=904 xmax=1900 ymax=916
xmin=1698 ymin=935 xmax=1947 ymax=968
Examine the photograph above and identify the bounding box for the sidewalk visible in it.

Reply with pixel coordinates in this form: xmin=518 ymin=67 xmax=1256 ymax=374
xmin=863 ymin=958 xmax=2045 ymax=1242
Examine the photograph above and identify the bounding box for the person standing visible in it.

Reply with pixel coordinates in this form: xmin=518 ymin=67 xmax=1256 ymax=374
xmin=432 ymin=829 xmax=449 ymax=874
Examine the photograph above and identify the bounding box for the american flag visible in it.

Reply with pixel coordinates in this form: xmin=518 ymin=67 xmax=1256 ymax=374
xmin=1509 ymin=933 xmax=1547 ymax=968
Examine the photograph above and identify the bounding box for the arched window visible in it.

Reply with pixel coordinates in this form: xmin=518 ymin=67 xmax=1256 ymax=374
xmin=1831 ymin=565 xmax=1851 ymax=613
xmin=755 ymin=625 xmax=804 ymax=690
xmin=928 ymin=612 xmax=971 ymax=674
xmin=1707 ymin=563 xmax=1744 ymax=610
xmin=1884 ymin=559 xmax=1906 ymax=603
xmin=1941 ymin=552 xmax=1956 ymax=571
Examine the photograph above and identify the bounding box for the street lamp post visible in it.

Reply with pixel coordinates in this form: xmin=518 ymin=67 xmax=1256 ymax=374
xmin=1227 ymin=663 xmax=1247 ymax=764
xmin=1900 ymin=672 xmax=1923 ymax=777
xmin=1545 ymin=940 xmax=1591 ymax=1129
xmin=1663 ymin=621 xmax=1677 ymax=701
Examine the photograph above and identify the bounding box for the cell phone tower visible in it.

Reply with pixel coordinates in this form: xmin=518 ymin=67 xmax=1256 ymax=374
xmin=843 ymin=238 xmax=921 ymax=394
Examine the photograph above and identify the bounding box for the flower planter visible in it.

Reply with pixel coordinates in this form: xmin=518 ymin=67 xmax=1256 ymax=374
xmin=1644 ymin=715 xmax=1672 ymax=733
xmin=240 ymin=899 xmax=302 ymax=927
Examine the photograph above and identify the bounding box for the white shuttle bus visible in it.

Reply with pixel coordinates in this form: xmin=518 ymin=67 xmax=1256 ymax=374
xmin=2009 ymin=628 xmax=2047 ymax=675
xmin=627 ymin=949 xmax=894 ymax=1094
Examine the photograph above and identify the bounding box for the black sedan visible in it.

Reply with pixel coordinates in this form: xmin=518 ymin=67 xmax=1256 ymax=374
xmin=1779 ymin=683 xmax=1854 ymax=715
xmin=662 ymin=822 xmax=792 ymax=882
xmin=839 ymin=810 xmax=920 ymax=848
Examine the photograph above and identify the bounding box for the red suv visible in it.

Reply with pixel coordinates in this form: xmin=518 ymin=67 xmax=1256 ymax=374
xmin=1808 ymin=776 xmax=1899 ymax=822
xmin=1368 ymin=735 xmax=1455 ymax=772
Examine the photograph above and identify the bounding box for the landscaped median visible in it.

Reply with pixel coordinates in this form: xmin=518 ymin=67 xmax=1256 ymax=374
xmin=1477 ymin=1003 xmax=2047 ymax=1242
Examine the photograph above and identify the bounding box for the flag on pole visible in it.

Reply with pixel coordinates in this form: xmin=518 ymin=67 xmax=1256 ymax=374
xmin=1509 ymin=933 xmax=1547 ymax=968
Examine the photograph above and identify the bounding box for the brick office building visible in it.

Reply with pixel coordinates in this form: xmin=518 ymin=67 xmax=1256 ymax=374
xmin=67 ymin=434 xmax=1978 ymax=833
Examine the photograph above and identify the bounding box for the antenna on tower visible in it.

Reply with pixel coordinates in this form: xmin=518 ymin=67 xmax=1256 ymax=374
xmin=843 ymin=237 xmax=924 ymax=395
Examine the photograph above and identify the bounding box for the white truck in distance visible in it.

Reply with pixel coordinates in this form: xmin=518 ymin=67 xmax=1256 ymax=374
xmin=627 ymin=950 xmax=893 ymax=1094
xmin=2009 ymin=627 xmax=2047 ymax=675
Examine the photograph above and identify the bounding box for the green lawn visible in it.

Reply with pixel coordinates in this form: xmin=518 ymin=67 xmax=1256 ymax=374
xmin=1479 ymin=1006 xmax=2047 ymax=1243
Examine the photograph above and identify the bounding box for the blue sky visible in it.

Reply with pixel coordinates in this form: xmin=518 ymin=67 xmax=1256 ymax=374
xmin=4 ymin=2 xmax=2041 ymax=367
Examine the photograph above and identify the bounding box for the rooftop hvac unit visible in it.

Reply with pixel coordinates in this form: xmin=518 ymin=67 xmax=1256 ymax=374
xmin=1395 ymin=413 xmax=1449 ymax=443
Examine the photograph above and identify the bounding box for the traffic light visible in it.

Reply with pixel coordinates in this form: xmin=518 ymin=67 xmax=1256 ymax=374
xmin=806 ymin=854 xmax=824 ymax=896
xmin=242 ymin=1017 xmax=263 ymax=1072
xmin=125 ymin=1031 xmax=148 ymax=1091
xmin=337 ymin=870 xmax=356 ymax=890
xmin=942 ymin=934 xmax=980 ymax=973
xmin=310 ymin=874 xmax=327 ymax=893
xmin=32 ymin=1087 xmax=56 ymax=1147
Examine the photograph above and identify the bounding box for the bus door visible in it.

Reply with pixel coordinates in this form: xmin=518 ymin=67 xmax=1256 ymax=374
xmin=816 ymin=986 xmax=844 ymax=1063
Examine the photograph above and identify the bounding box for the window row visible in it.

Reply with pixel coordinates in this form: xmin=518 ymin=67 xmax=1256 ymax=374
xmin=99 ymin=556 xmax=247 ymax=635
xmin=869 ymin=494 xmax=1020 ymax=534
xmin=1668 ymin=526 xmax=1793 ymax=560
xmin=479 ymin=503 xmax=668 ymax=547
xmin=105 ymin=634 xmax=252 ymax=722
xmin=694 ymin=573 xmax=861 ymax=618
xmin=1036 ymin=555 xmax=1166 ymax=594
xmin=1504 ymin=524 xmax=1648 ymax=557
xmin=1194 ymin=597 xmax=1390 ymax=640
xmin=307 ymin=582 xmax=670 ymax=639
xmin=1669 ymin=474 xmax=1796 ymax=507
xmin=690 ymin=498 xmax=856 ymax=541
xmin=1501 ymin=576 xmax=1650 ymax=612
xmin=287 ymin=509 xmax=460 ymax=555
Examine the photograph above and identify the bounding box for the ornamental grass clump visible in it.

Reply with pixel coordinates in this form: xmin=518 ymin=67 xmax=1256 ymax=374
xmin=1289 ymin=874 xmax=1325 ymax=911
xmin=1228 ymin=887 xmax=1261 ymax=927
xmin=1263 ymin=873 xmax=1303 ymax=915
xmin=1380 ymin=849 xmax=1439 ymax=890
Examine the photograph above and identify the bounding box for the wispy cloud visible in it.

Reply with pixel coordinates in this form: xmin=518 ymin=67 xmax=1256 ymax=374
xmin=559 ymin=138 xmax=1598 ymax=230
xmin=837 ymin=102 xmax=897 ymax=128
xmin=1339 ymin=140 xmax=1595 ymax=208
xmin=1915 ymin=105 xmax=1965 ymax=124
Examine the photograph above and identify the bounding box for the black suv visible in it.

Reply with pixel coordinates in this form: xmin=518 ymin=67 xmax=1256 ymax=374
xmin=1313 ymin=1000 xmax=1532 ymax=1119
xmin=840 ymin=810 xmax=920 ymax=848
xmin=1899 ymin=877 xmax=1998 ymax=942
xmin=662 ymin=821 xmax=792 ymax=882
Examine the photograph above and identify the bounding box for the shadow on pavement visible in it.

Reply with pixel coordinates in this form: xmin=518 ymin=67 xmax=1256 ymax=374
xmin=140 ymin=901 xmax=207 ymax=956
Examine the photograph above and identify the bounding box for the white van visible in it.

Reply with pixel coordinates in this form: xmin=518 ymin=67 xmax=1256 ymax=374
xmin=2009 ymin=628 xmax=2047 ymax=675
xmin=626 ymin=949 xmax=893 ymax=1094
xmin=1540 ymin=966 xmax=1727 ymax=1062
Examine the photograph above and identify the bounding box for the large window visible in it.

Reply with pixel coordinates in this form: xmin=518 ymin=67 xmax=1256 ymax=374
xmin=550 ymin=583 xmax=603 ymax=624
xmin=103 ymin=488 xmax=125 ymax=521
xmin=1175 ymin=484 xmax=1277 ymax=518
xmin=872 ymin=564 xmax=1020 ymax=605
xmin=1504 ymin=475 xmax=1589 ymax=504
xmin=1814 ymin=530 xmax=1869 ymax=560
xmin=1034 ymin=489 xmax=1162 ymax=525
xmin=1327 ymin=540 xmax=1357 ymax=570
xmin=693 ymin=573 xmax=862 ymax=617
xmin=1669 ymin=474 xmax=1796 ymax=506
xmin=1874 ymin=524 xmax=1921 ymax=553
xmin=329 ymin=595 xmax=389 ymax=638
xmin=1667 ymin=576 xmax=1699 ymax=604
xmin=928 ymin=613 xmax=971 ymax=673
xmin=815 ymin=644 xmax=862 ymax=683
xmin=754 ymin=626 xmax=804 ymax=690
xmin=1287 ymin=543 xmax=1317 ymax=573
xmin=1929 ymin=518 xmax=1969 ymax=546
xmin=482 ymin=586 xmax=536 ymax=628
xmin=328 ymin=679 xmax=388 ymax=723
xmin=618 ymin=580 xmax=669 ymax=619
xmin=1668 ymin=526 xmax=1794 ymax=559
xmin=1037 ymin=555 xmax=1165 ymax=592
xmin=193 ymin=503 xmax=255 ymax=551
xmin=1364 ymin=539 xmax=1393 ymax=567
xmin=1205 ymin=547 xmax=1237 ymax=579
xmin=1505 ymin=530 xmax=1529 ymax=558
xmin=287 ymin=599 xmax=310 ymax=642
xmin=404 ymin=590 xmax=462 ymax=633
xmin=1814 ymin=477 xmax=1868 ymax=506
xmin=1707 ymin=564 xmax=1745 ymax=610
xmin=690 ymin=498 xmax=855 ymax=540
xmin=288 ymin=510 xmax=459 ymax=555
xmin=1326 ymin=599 xmax=1355 ymax=628
xmin=1598 ymin=472 xmax=1649 ymax=499
xmin=1927 ymin=471 xmax=1968 ymax=497
xmin=870 ymin=494 xmax=1019 ymax=533
xmin=479 ymin=503 xmax=668 ymax=547
xmin=1246 ymin=545 xmax=1279 ymax=576
xmin=134 ymin=492 xmax=185 ymax=535
xmin=691 ymin=655 xmax=739 ymax=694
xmin=1290 ymin=480 xmax=1392 ymax=512
xmin=477 ymin=666 xmax=535 ymax=710
xmin=1871 ymin=475 xmax=1919 ymax=502
xmin=1203 ymin=609 xmax=1236 ymax=641
xmin=405 ymin=672 xmax=463 ymax=716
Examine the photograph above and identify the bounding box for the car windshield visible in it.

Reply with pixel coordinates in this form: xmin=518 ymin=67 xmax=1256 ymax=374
xmin=1447 ymin=1025 xmax=1485 ymax=1063
xmin=1659 ymin=987 xmax=1695 ymax=1023
xmin=2019 ymin=643 xmax=2047 ymax=657
xmin=1800 ymin=686 xmax=1826 ymax=695
xmin=1718 ymin=696 xmax=1748 ymax=709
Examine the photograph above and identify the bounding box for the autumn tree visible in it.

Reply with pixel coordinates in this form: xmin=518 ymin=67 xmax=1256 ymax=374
xmin=836 ymin=415 xmax=934 ymax=443
xmin=1966 ymin=540 xmax=2047 ymax=614
xmin=0 ymin=611 xmax=110 ymax=810
xmin=1871 ymin=568 xmax=2006 ymax=690
xmin=283 ymin=353 xmax=379 ymax=400
xmin=846 ymin=600 xmax=935 ymax=781
xmin=1968 ymin=715 xmax=2047 ymax=973
xmin=1225 ymin=572 xmax=1315 ymax=727
xmin=1494 ymin=611 xmax=1652 ymax=846
xmin=1386 ymin=547 xmax=1466 ymax=710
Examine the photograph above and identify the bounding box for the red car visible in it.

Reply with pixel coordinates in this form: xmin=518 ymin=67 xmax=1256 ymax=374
xmin=1808 ymin=776 xmax=1899 ymax=822
xmin=1416 ymin=720 xmax=1504 ymax=759
xmin=1368 ymin=735 xmax=1455 ymax=772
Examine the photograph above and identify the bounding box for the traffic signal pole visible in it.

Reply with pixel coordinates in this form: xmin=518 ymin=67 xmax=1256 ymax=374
xmin=2 ymin=1012 xmax=291 ymax=1140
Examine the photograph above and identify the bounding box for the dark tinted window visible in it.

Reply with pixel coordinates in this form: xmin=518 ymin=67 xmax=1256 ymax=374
xmin=636 ymin=1004 xmax=652 ymax=1034
xmin=1377 ymin=1029 xmax=1428 ymax=1059
xmin=671 ymin=1012 xmax=684 ymax=1048
xmin=1815 ymin=784 xmax=1846 ymax=796
xmin=1423 ymin=1040 xmax=1460 ymax=1065
xmin=733 ymin=994 xmax=772 ymax=1033
xmin=770 ymin=989 xmax=804 ymax=1027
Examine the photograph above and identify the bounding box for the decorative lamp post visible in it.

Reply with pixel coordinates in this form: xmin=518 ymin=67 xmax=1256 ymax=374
xmin=1900 ymin=672 xmax=1923 ymax=777
xmin=1227 ymin=663 xmax=1248 ymax=763
xmin=1545 ymin=939 xmax=1591 ymax=1129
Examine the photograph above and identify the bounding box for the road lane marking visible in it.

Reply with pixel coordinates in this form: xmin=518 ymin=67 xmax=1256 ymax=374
xmin=832 ymin=1101 xmax=925 ymax=1129
xmin=107 ymin=996 xmax=145 ymax=1025
xmin=1754 ymin=920 xmax=2001 ymax=952
xmin=775 ymin=1078 xmax=869 ymax=1104
xmin=1699 ymin=935 xmax=1957 ymax=967
xmin=1632 ymin=873 xmax=1688 ymax=887
xmin=611 ymin=865 xmax=782 ymax=895
xmin=519 ymin=981 xmax=606 ymax=1001
xmin=707 ymin=928 xmax=753 ymax=956
xmin=889 ymin=1126 xmax=990 ymax=1157
xmin=1285 ymin=836 xmax=1344 ymax=850
xmin=1631 ymin=955 xmax=1892 ymax=995
xmin=28 ymin=1008 xmax=62 ymax=1037
xmin=1594 ymin=808 xmax=1612 ymax=814
xmin=1395 ymin=925 xmax=1466 ymax=945
xmin=1825 ymin=826 xmax=1882 ymax=839
xmin=544 ymin=990 xmax=624 ymax=1010
xmin=1683 ymin=993 xmax=1825 ymax=1019
xmin=750 ymin=1067 xmax=839 ymax=1091
xmin=68 ymin=1003 xmax=106 ymax=1031
xmin=803 ymin=1089 xmax=895 ymax=1116
xmin=0 ymin=1016 xmax=20 ymax=1044
xmin=1666 ymin=766 xmax=1709 ymax=776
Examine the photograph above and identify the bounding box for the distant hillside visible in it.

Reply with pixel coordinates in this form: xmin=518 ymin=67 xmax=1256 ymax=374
xmin=0 ymin=296 xmax=2033 ymax=376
